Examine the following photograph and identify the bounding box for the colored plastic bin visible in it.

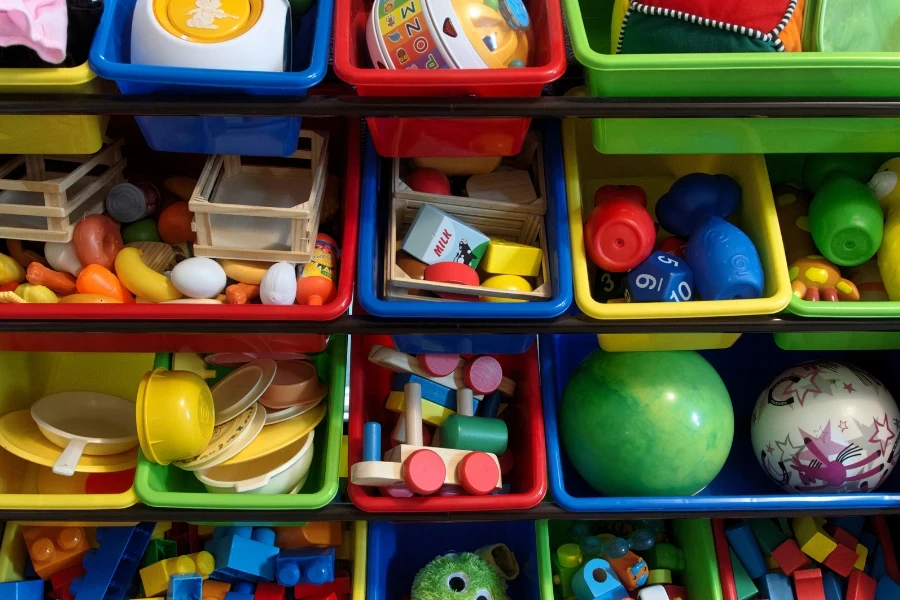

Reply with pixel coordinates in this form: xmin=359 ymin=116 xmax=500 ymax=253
xmin=348 ymin=335 xmax=547 ymax=512
xmin=563 ymin=113 xmax=792 ymax=352
xmin=134 ymin=334 xmax=346 ymax=509
xmin=0 ymin=350 xmax=157 ymax=510
xmin=542 ymin=519 xmax=725 ymax=600
xmin=367 ymin=520 xmax=545 ymax=600
xmin=333 ymin=0 xmax=565 ymax=157
xmin=0 ymin=63 xmax=108 ymax=154
xmin=89 ymin=0 xmax=332 ymax=156
xmin=542 ymin=332 xmax=900 ymax=512
xmin=357 ymin=121 xmax=573 ymax=355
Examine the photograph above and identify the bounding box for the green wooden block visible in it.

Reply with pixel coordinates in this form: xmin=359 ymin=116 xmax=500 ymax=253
xmin=750 ymin=519 xmax=788 ymax=555
xmin=644 ymin=543 xmax=686 ymax=573
xmin=672 ymin=519 xmax=724 ymax=600
xmin=730 ymin=548 xmax=759 ymax=600
xmin=140 ymin=538 xmax=177 ymax=569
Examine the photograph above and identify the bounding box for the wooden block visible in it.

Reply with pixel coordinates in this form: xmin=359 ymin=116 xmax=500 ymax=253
xmin=726 ymin=522 xmax=767 ymax=580
xmin=403 ymin=382 xmax=423 ymax=446
xmin=385 ymin=391 xmax=455 ymax=427
xmin=794 ymin=569 xmax=826 ymax=600
xmin=832 ymin=517 xmax=866 ymax=539
xmin=825 ymin=525 xmax=859 ymax=551
xmin=384 ymin=444 xmax=501 ymax=490
xmin=793 ymin=517 xmax=838 ymax=563
xmin=856 ymin=543 xmax=869 ymax=571
xmin=876 ymin=575 xmax=900 ymax=599
xmin=463 ymin=356 xmax=503 ymax=395
xmin=847 ymin=570 xmax=876 ymax=600
xmin=751 ymin=519 xmax=789 ymax=555
xmin=772 ymin=539 xmax=812 ymax=576
xmin=729 ymin=549 xmax=759 ymax=600
xmin=349 ymin=460 xmax=403 ymax=487
xmin=466 ymin=170 xmax=537 ymax=204
xmin=392 ymin=373 xmax=480 ymax=412
xmin=418 ymin=353 xmax=459 ymax=377
xmin=824 ymin=544 xmax=861 ymax=577
xmin=481 ymin=239 xmax=543 ymax=277
xmin=759 ymin=573 xmax=794 ymax=600
xmin=402 ymin=449 xmax=445 ymax=495
xmin=822 ymin=571 xmax=843 ymax=600
xmin=369 ymin=345 xmax=515 ymax=397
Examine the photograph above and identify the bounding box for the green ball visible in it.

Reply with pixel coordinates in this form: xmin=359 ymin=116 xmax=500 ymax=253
xmin=560 ymin=349 xmax=733 ymax=496
xmin=121 ymin=218 xmax=161 ymax=244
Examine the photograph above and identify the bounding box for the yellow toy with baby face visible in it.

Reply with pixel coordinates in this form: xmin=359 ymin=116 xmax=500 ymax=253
xmin=871 ymin=158 xmax=900 ymax=301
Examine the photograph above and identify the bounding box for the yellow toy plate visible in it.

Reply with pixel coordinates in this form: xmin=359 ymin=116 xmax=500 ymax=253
xmin=0 ymin=411 xmax=137 ymax=473
xmin=218 ymin=402 xmax=326 ymax=467
xmin=154 ymin=0 xmax=261 ymax=43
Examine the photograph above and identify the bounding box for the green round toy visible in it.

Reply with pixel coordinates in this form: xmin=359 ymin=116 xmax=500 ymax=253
xmin=121 ymin=218 xmax=161 ymax=244
xmin=560 ymin=349 xmax=734 ymax=497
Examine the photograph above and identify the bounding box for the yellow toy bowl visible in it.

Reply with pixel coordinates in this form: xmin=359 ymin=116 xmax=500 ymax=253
xmin=136 ymin=368 xmax=215 ymax=465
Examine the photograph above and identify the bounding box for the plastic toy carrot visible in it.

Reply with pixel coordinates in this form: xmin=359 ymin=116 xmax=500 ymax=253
xmin=27 ymin=262 xmax=76 ymax=295
xmin=226 ymin=282 xmax=260 ymax=305
xmin=76 ymin=264 xmax=135 ymax=303
xmin=6 ymin=240 xmax=48 ymax=268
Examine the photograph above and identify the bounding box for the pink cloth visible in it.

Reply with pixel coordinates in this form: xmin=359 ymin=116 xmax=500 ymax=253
xmin=0 ymin=0 xmax=67 ymax=64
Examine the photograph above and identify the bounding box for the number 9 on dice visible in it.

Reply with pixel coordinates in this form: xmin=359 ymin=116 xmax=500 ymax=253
xmin=626 ymin=251 xmax=695 ymax=303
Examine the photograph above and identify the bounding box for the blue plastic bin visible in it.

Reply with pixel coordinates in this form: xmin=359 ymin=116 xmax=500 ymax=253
xmin=541 ymin=333 xmax=900 ymax=513
xmin=366 ymin=520 xmax=545 ymax=600
xmin=89 ymin=0 xmax=333 ymax=156
xmin=357 ymin=120 xmax=573 ymax=355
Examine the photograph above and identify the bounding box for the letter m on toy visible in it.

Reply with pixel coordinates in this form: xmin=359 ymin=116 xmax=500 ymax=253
xmin=400 ymin=1 xmax=416 ymax=19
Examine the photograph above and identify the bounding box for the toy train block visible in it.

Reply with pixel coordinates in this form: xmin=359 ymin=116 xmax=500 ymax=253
xmin=206 ymin=527 xmax=279 ymax=584
xmin=418 ymin=353 xmax=460 ymax=377
xmin=22 ymin=525 xmax=90 ymax=580
xmin=349 ymin=460 xmax=404 ymax=487
xmin=392 ymin=373 xmax=481 ymax=413
xmin=729 ymin=549 xmax=759 ymax=600
xmin=751 ymin=519 xmax=789 ymax=555
xmin=793 ymin=518 xmax=838 ymax=564
xmin=571 ymin=558 xmax=628 ymax=600
xmin=391 ymin=414 xmax=433 ymax=447
xmin=726 ymin=522 xmax=767 ymax=579
xmin=383 ymin=444 xmax=502 ymax=491
xmin=825 ymin=526 xmax=859 ymax=551
xmin=824 ymin=543 xmax=860 ymax=577
xmin=274 ymin=524 xmax=341 ymax=550
xmin=644 ymin=543 xmax=685 ymax=573
xmin=856 ymin=544 xmax=869 ymax=572
xmin=847 ymin=570 xmax=876 ymax=600
xmin=794 ymin=569 xmax=826 ymax=600
xmin=772 ymin=539 xmax=813 ymax=576
xmin=876 ymin=575 xmax=900 ymax=599
xmin=759 ymin=573 xmax=794 ymax=600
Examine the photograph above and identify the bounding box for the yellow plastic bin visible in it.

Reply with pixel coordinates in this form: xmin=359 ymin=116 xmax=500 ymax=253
xmin=0 ymin=351 xmax=155 ymax=510
xmin=0 ymin=63 xmax=108 ymax=154
xmin=563 ymin=108 xmax=792 ymax=352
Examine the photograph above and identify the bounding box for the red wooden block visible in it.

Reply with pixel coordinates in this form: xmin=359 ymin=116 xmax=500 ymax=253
xmin=418 ymin=354 xmax=459 ymax=377
xmin=772 ymin=538 xmax=812 ymax=576
xmin=825 ymin=525 xmax=859 ymax=551
xmin=295 ymin=573 xmax=352 ymax=599
xmin=847 ymin=570 xmax=876 ymax=600
xmin=402 ymin=449 xmax=445 ymax=495
xmin=498 ymin=448 xmax=514 ymax=476
xmin=255 ymin=582 xmax=286 ymax=600
xmin=458 ymin=451 xmax=499 ymax=495
xmin=794 ymin=569 xmax=826 ymax=600
xmin=463 ymin=356 xmax=502 ymax=395
xmin=823 ymin=543 xmax=859 ymax=577
xmin=50 ymin=563 xmax=85 ymax=600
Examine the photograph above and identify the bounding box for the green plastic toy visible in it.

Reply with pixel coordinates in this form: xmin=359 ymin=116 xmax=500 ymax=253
xmin=122 ymin=218 xmax=162 ymax=244
xmin=411 ymin=553 xmax=506 ymax=600
xmin=559 ymin=350 xmax=733 ymax=497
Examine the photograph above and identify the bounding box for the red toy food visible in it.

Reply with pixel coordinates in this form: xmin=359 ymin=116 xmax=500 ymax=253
xmin=424 ymin=262 xmax=479 ymax=301
xmin=584 ymin=185 xmax=656 ymax=273
xmin=73 ymin=214 xmax=123 ymax=271
xmin=405 ymin=168 xmax=451 ymax=195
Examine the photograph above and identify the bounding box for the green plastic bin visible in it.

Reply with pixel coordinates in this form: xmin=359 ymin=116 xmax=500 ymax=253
xmin=134 ymin=335 xmax=347 ymax=509
xmin=563 ymin=0 xmax=900 ymax=154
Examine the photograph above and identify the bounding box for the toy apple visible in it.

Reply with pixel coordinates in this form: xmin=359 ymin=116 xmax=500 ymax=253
xmin=405 ymin=168 xmax=451 ymax=196
xmin=584 ymin=185 xmax=655 ymax=273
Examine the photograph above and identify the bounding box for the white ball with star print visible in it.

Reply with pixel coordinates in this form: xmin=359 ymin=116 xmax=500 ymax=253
xmin=751 ymin=361 xmax=900 ymax=494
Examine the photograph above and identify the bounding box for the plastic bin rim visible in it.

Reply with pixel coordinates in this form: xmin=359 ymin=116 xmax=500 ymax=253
xmin=786 ymin=295 xmax=900 ymax=318
xmin=0 ymin=62 xmax=96 ymax=87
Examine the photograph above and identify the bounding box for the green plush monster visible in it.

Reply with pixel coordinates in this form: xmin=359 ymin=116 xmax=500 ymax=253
xmin=411 ymin=552 xmax=507 ymax=600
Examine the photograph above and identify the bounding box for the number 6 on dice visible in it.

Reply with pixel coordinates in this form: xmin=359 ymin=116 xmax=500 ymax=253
xmin=626 ymin=251 xmax=695 ymax=303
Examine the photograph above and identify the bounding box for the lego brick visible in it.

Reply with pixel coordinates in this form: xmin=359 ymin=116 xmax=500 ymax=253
xmin=275 ymin=548 xmax=335 ymax=587
xmin=847 ymin=570 xmax=876 ymax=600
xmin=751 ymin=519 xmax=789 ymax=555
xmin=206 ymin=527 xmax=279 ymax=584
xmin=759 ymin=573 xmax=795 ymax=600
xmin=643 ymin=543 xmax=685 ymax=573
xmin=825 ymin=526 xmax=859 ymax=551
xmin=22 ymin=525 xmax=90 ymax=580
xmin=729 ymin=549 xmax=759 ymax=600
xmin=166 ymin=524 xmax=201 ymax=556
xmin=793 ymin=518 xmax=838 ymax=563
xmin=274 ymin=524 xmax=342 ymax=550
xmin=832 ymin=517 xmax=866 ymax=539
xmin=794 ymin=569 xmax=826 ymax=600
xmin=872 ymin=546 xmax=886 ymax=582
xmin=876 ymin=576 xmax=900 ymax=600
xmin=168 ymin=574 xmax=203 ymax=600
xmin=152 ymin=523 xmax=172 ymax=540
xmin=254 ymin=582 xmax=286 ymax=600
xmin=140 ymin=538 xmax=178 ymax=569
xmin=71 ymin=522 xmax=155 ymax=600
xmin=197 ymin=526 xmax=216 ymax=541
xmin=225 ymin=581 xmax=256 ymax=600
xmin=0 ymin=579 xmax=44 ymax=600
xmin=50 ymin=564 xmax=85 ymax=600
xmin=203 ymin=580 xmax=232 ymax=600
xmin=824 ymin=543 xmax=860 ymax=577
xmin=857 ymin=544 xmax=870 ymax=572
xmin=140 ymin=552 xmax=215 ymax=597
xmin=822 ymin=571 xmax=844 ymax=600
xmin=551 ymin=544 xmax=583 ymax=599
xmin=726 ymin=522 xmax=767 ymax=579
xmin=294 ymin=572 xmax=352 ymax=599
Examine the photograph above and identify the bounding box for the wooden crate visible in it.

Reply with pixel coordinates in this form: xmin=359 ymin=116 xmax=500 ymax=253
xmin=0 ymin=141 xmax=126 ymax=242
xmin=189 ymin=130 xmax=329 ymax=263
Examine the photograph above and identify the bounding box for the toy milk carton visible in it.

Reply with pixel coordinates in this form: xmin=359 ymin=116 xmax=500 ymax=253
xmin=401 ymin=204 xmax=490 ymax=269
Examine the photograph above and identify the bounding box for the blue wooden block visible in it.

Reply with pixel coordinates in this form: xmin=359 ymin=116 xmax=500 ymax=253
xmin=822 ymin=571 xmax=844 ymax=600
xmin=872 ymin=545 xmax=887 ymax=582
xmin=392 ymin=373 xmax=479 ymax=413
xmin=0 ymin=580 xmax=43 ymax=600
xmin=876 ymin=575 xmax=900 ymax=600
xmin=831 ymin=517 xmax=866 ymax=538
xmin=167 ymin=574 xmax=203 ymax=600
xmin=571 ymin=558 xmax=629 ymax=600
xmin=859 ymin=531 xmax=878 ymax=567
xmin=206 ymin=527 xmax=279 ymax=583
xmin=758 ymin=573 xmax=794 ymax=600
xmin=725 ymin=522 xmax=767 ymax=580
xmin=275 ymin=547 xmax=335 ymax=587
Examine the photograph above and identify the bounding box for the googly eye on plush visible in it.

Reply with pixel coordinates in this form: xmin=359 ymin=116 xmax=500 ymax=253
xmin=474 ymin=589 xmax=493 ymax=600
xmin=446 ymin=572 xmax=469 ymax=593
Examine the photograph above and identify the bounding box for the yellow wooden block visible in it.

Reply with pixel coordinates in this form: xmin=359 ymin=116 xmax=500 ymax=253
xmin=855 ymin=543 xmax=868 ymax=571
xmin=766 ymin=554 xmax=779 ymax=570
xmin=202 ymin=580 xmax=231 ymax=600
xmin=814 ymin=517 xmax=828 ymax=528
xmin=482 ymin=239 xmax=542 ymax=277
xmin=385 ymin=390 xmax=454 ymax=426
xmin=792 ymin=517 xmax=837 ymax=563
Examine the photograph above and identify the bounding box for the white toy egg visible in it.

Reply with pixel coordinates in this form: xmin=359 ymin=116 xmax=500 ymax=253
xmin=45 ymin=241 xmax=83 ymax=277
xmin=171 ymin=257 xmax=227 ymax=299
xmin=260 ymin=262 xmax=296 ymax=305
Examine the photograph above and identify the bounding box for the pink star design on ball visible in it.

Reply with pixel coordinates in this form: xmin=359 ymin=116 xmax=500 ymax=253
xmin=784 ymin=368 xmax=824 ymax=406
xmin=844 ymin=383 xmax=856 ymax=394
xmin=839 ymin=420 xmax=849 ymax=432
xmin=869 ymin=413 xmax=896 ymax=456
xmin=766 ymin=443 xmax=774 ymax=454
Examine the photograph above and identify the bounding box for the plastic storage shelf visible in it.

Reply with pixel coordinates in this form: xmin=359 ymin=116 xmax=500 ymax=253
xmin=332 ymin=0 xmax=565 ymax=157
xmin=133 ymin=335 xmax=346 ymax=510
xmin=541 ymin=333 xmax=900 ymax=513
xmin=348 ymin=335 xmax=547 ymax=513
xmin=356 ymin=121 xmax=573 ymax=355
xmin=89 ymin=0 xmax=333 ymax=156
xmin=367 ymin=520 xmax=545 ymax=600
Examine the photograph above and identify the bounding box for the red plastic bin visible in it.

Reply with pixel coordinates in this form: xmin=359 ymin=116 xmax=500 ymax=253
xmin=333 ymin=0 xmax=566 ymax=157
xmin=348 ymin=335 xmax=547 ymax=512
xmin=712 ymin=517 xmax=900 ymax=600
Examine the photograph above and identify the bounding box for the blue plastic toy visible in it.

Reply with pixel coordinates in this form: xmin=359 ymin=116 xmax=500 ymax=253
xmin=725 ymin=522 xmax=767 ymax=580
xmin=206 ymin=527 xmax=279 ymax=584
xmin=758 ymin=573 xmax=794 ymax=600
xmin=571 ymin=558 xmax=628 ymax=600
xmin=168 ymin=574 xmax=203 ymax=600
xmin=0 ymin=580 xmax=43 ymax=600
xmin=71 ymin=522 xmax=155 ymax=600
xmin=224 ymin=582 xmax=256 ymax=600
xmin=655 ymin=173 xmax=764 ymax=301
xmin=626 ymin=252 xmax=694 ymax=303
xmin=275 ymin=547 xmax=335 ymax=587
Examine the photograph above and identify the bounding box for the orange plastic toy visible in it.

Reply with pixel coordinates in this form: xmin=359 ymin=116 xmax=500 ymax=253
xmin=76 ymin=265 xmax=135 ymax=303
xmin=226 ymin=282 xmax=260 ymax=305
xmin=22 ymin=526 xmax=89 ymax=580
xmin=73 ymin=214 xmax=123 ymax=271
xmin=158 ymin=202 xmax=196 ymax=245
xmin=275 ymin=523 xmax=342 ymax=549
xmin=59 ymin=294 xmax=124 ymax=303
xmin=6 ymin=240 xmax=48 ymax=268
xmin=27 ymin=263 xmax=76 ymax=295
xmin=296 ymin=234 xmax=339 ymax=306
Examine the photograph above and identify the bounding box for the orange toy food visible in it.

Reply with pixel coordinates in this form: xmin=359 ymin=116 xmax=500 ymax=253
xmin=59 ymin=294 xmax=123 ymax=304
xmin=6 ymin=240 xmax=48 ymax=268
xmin=26 ymin=263 xmax=76 ymax=295
xmin=226 ymin=282 xmax=260 ymax=305
xmin=0 ymin=282 xmax=18 ymax=293
xmin=76 ymin=265 xmax=134 ymax=303
xmin=73 ymin=215 xmax=123 ymax=271
xmin=158 ymin=202 xmax=196 ymax=245
xmin=296 ymin=234 xmax=339 ymax=306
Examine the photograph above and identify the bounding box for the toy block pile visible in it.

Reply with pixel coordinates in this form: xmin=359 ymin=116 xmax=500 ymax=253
xmin=725 ymin=517 xmax=900 ymax=600
xmin=351 ymin=345 xmax=516 ymax=497
xmin=0 ymin=521 xmax=354 ymax=600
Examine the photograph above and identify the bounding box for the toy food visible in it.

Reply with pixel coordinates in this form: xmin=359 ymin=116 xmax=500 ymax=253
xmin=219 ymin=258 xmax=273 ymax=285
xmin=258 ymin=360 xmax=326 ymax=409
xmin=424 ymin=262 xmax=480 ymax=300
xmin=847 ymin=259 xmax=888 ymax=301
xmin=115 ymin=247 xmax=183 ymax=303
xmin=871 ymin=158 xmax=900 ymax=301
xmin=226 ymin=282 xmax=261 ymax=304
xmin=406 ymin=169 xmax=451 ymax=195
xmin=411 ymin=552 xmax=506 ymax=600
xmin=59 ymin=294 xmax=123 ymax=303
xmin=6 ymin=240 xmax=47 ymax=268
xmin=481 ymin=239 xmax=542 ymax=277
xmin=164 ymin=176 xmax=199 ymax=202
xmin=584 ymin=185 xmax=655 ymax=273
xmin=171 ymin=257 xmax=227 ymax=299
xmin=73 ymin=214 xmax=123 ymax=271
xmin=751 ymin=361 xmax=900 ymax=493
xmin=481 ymin=274 xmax=530 ymax=302
xmin=26 ymin=263 xmax=76 ymax=295
xmin=15 ymin=283 xmax=58 ymax=303
xmin=122 ymin=218 xmax=162 ymax=244
xmin=0 ymin=252 xmax=25 ymax=285
xmin=125 ymin=241 xmax=175 ymax=272
xmin=296 ymin=234 xmax=338 ymax=306
xmin=106 ymin=182 xmax=160 ymax=223
xmin=76 ymin=265 xmax=135 ymax=303
xmin=367 ymin=0 xmax=533 ymax=70
xmin=402 ymin=204 xmax=490 ymax=268
xmin=44 ymin=241 xmax=83 ymax=277
xmin=560 ymin=349 xmax=733 ymax=496
xmin=261 ymin=262 xmax=297 ymax=305
xmin=158 ymin=202 xmax=197 ymax=245
xmin=789 ymin=256 xmax=859 ymax=302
